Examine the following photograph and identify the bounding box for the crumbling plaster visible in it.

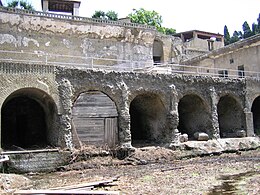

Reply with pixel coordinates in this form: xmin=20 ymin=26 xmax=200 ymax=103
xmin=0 ymin=11 xmax=158 ymax=64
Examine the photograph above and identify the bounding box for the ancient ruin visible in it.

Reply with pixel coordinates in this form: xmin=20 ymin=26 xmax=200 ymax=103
xmin=0 ymin=2 xmax=259 ymax=172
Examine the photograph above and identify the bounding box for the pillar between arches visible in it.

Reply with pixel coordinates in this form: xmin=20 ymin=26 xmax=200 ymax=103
xmin=244 ymin=110 xmax=254 ymax=137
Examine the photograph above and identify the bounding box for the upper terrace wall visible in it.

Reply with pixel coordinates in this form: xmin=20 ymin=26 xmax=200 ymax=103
xmin=182 ymin=35 xmax=260 ymax=76
xmin=0 ymin=7 xmax=157 ymax=66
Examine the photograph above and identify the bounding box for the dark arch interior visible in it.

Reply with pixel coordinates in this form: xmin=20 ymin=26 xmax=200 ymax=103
xmin=1 ymin=96 xmax=47 ymax=149
xmin=130 ymin=93 xmax=168 ymax=145
xmin=153 ymin=40 xmax=163 ymax=64
xmin=252 ymin=96 xmax=260 ymax=136
xmin=217 ymin=95 xmax=244 ymax=138
xmin=1 ymin=88 xmax=58 ymax=150
xmin=178 ymin=94 xmax=211 ymax=139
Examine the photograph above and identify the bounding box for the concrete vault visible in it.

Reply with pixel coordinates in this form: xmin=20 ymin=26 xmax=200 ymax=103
xmin=1 ymin=88 xmax=58 ymax=150
xmin=130 ymin=93 xmax=168 ymax=145
xmin=217 ymin=95 xmax=244 ymax=138
xmin=178 ymin=94 xmax=212 ymax=139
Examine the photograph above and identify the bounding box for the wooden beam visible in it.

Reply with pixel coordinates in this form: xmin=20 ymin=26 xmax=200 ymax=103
xmin=2 ymin=148 xmax=59 ymax=155
xmin=50 ymin=178 xmax=118 ymax=190
xmin=14 ymin=189 xmax=121 ymax=195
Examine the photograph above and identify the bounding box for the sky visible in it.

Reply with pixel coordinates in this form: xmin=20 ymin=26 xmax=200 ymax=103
xmin=2 ymin=0 xmax=260 ymax=34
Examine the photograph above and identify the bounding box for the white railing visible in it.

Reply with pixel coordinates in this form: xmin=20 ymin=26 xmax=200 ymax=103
xmin=0 ymin=50 xmax=260 ymax=79
xmin=0 ymin=6 xmax=156 ymax=30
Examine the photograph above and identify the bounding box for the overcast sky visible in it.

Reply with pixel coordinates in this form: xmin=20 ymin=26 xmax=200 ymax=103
xmin=2 ymin=0 xmax=260 ymax=34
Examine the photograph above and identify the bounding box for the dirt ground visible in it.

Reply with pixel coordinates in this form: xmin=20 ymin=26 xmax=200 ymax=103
xmin=1 ymin=147 xmax=260 ymax=195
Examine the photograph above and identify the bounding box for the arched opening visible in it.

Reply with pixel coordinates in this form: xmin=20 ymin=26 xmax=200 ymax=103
xmin=178 ymin=94 xmax=211 ymax=139
xmin=217 ymin=95 xmax=244 ymax=138
xmin=130 ymin=93 xmax=168 ymax=145
xmin=72 ymin=91 xmax=118 ymax=148
xmin=1 ymin=88 xmax=57 ymax=150
xmin=251 ymin=96 xmax=260 ymax=136
xmin=153 ymin=39 xmax=163 ymax=65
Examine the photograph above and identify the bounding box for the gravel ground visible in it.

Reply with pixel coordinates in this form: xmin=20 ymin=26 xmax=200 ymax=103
xmin=1 ymin=148 xmax=259 ymax=195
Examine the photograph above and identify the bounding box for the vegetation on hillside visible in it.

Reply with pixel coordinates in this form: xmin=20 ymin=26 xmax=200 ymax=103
xmin=92 ymin=8 xmax=176 ymax=35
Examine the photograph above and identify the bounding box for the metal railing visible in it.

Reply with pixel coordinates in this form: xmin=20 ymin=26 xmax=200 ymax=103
xmin=0 ymin=50 xmax=153 ymax=72
xmin=0 ymin=50 xmax=260 ymax=79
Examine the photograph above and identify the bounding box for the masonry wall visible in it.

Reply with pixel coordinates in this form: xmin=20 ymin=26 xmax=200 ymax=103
xmin=2 ymin=150 xmax=69 ymax=173
xmin=213 ymin=43 xmax=260 ymax=74
xmin=56 ymin=66 xmax=248 ymax=146
xmin=0 ymin=9 xmax=156 ymax=69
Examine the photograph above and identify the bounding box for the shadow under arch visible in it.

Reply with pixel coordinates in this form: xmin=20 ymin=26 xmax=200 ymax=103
xmin=130 ymin=93 xmax=168 ymax=146
xmin=178 ymin=94 xmax=212 ymax=139
xmin=1 ymin=87 xmax=58 ymax=150
xmin=251 ymin=96 xmax=260 ymax=136
xmin=217 ymin=94 xmax=244 ymax=138
xmin=72 ymin=90 xmax=119 ymax=148
xmin=153 ymin=39 xmax=164 ymax=64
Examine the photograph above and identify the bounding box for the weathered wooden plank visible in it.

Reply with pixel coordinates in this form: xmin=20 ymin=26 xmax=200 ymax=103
xmin=14 ymin=190 xmax=120 ymax=195
xmin=72 ymin=91 xmax=118 ymax=118
xmin=2 ymin=149 xmax=59 ymax=155
xmin=50 ymin=178 xmax=118 ymax=190
xmin=72 ymin=92 xmax=119 ymax=147
xmin=105 ymin=118 xmax=118 ymax=147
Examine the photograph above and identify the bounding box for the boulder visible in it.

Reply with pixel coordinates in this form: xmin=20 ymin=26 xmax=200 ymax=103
xmin=236 ymin=130 xmax=246 ymax=138
xmin=194 ymin=132 xmax=209 ymax=141
xmin=179 ymin=134 xmax=188 ymax=143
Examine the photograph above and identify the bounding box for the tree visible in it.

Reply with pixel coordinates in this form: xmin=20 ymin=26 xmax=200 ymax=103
xmin=92 ymin=10 xmax=106 ymax=19
xmin=6 ymin=0 xmax=34 ymax=10
xmin=229 ymin=31 xmax=242 ymax=44
xmin=252 ymin=23 xmax=258 ymax=35
xmin=224 ymin=25 xmax=230 ymax=45
xmin=128 ymin=8 xmax=163 ymax=28
xmin=105 ymin=10 xmax=118 ymax=21
xmin=128 ymin=8 xmax=175 ymax=34
xmin=163 ymin=27 xmax=176 ymax=35
xmin=242 ymin=21 xmax=253 ymax=38
xmin=257 ymin=13 xmax=260 ymax=34
xmin=92 ymin=10 xmax=118 ymax=21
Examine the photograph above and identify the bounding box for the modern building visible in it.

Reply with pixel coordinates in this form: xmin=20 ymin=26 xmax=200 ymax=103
xmin=182 ymin=34 xmax=260 ymax=78
xmin=42 ymin=0 xmax=81 ymax=15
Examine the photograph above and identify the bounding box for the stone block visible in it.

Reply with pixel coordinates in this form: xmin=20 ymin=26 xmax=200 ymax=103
xmin=194 ymin=132 xmax=209 ymax=141
xmin=179 ymin=134 xmax=188 ymax=143
xmin=236 ymin=130 xmax=246 ymax=138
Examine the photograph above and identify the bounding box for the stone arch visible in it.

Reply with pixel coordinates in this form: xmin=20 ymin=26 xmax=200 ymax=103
xmin=130 ymin=92 xmax=168 ymax=145
xmin=153 ymin=39 xmax=164 ymax=64
xmin=178 ymin=94 xmax=212 ymax=139
xmin=217 ymin=94 xmax=244 ymax=138
xmin=1 ymin=88 xmax=58 ymax=150
xmin=251 ymin=96 xmax=260 ymax=136
xmin=72 ymin=91 xmax=119 ymax=148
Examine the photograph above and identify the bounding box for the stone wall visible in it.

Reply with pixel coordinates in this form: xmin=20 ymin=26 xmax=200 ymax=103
xmin=2 ymin=150 xmax=69 ymax=173
xmin=0 ymin=62 xmax=64 ymax=148
xmin=56 ymin=66 xmax=248 ymax=146
xmin=0 ymin=8 xmax=156 ymax=68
